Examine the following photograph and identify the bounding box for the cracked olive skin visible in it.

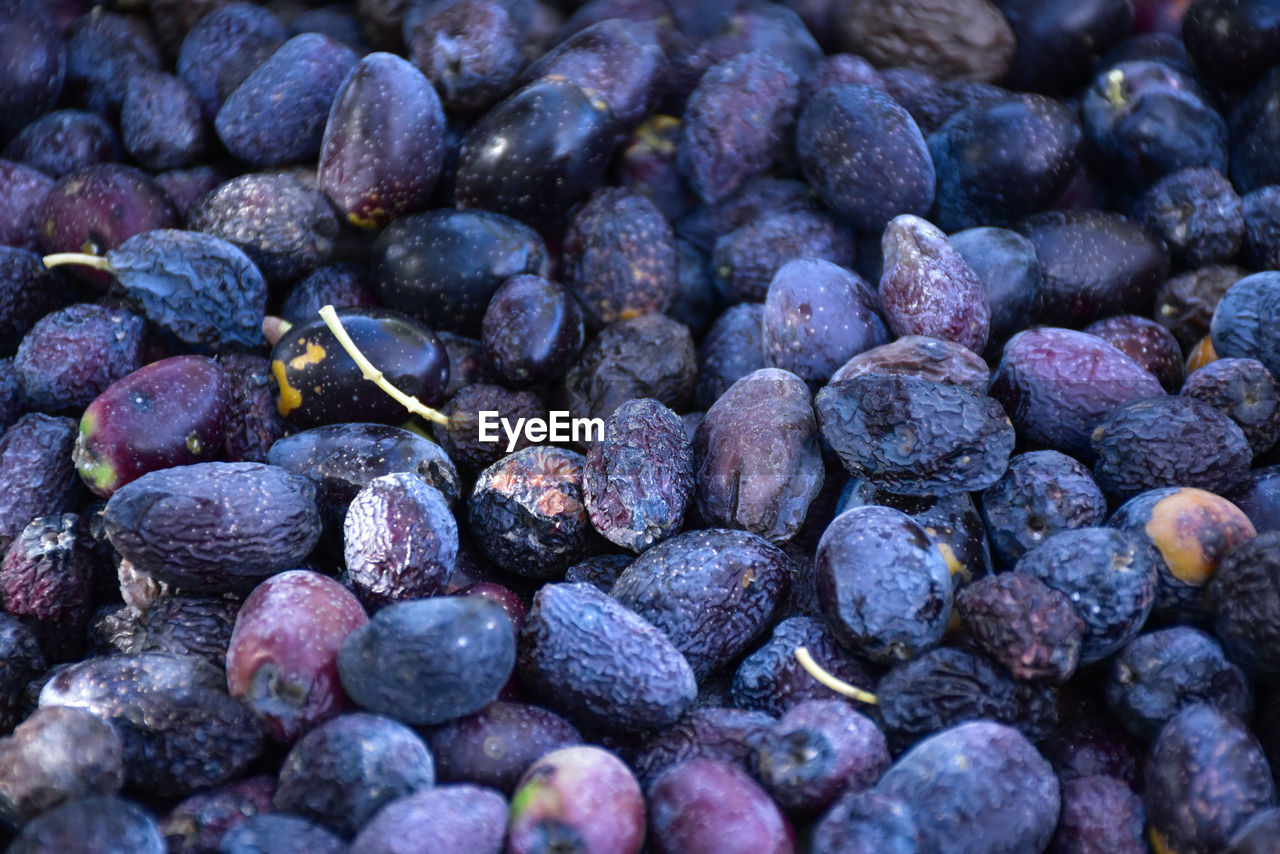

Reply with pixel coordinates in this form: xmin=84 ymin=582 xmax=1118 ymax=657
xmin=518 ymin=582 xmax=698 ymax=733
xmin=815 ymin=506 xmax=953 ymax=665
xmin=427 ymin=702 xmax=581 ymax=794
xmin=1209 ymin=532 xmax=1280 ymax=680
xmin=1014 ymin=527 xmax=1160 ymax=665
xmin=102 ymin=461 xmax=321 ymax=594
xmin=817 ymin=374 xmax=1014 ymax=497
xmin=1144 ymin=704 xmax=1276 ymax=854
xmin=611 ymin=528 xmax=790 ymax=680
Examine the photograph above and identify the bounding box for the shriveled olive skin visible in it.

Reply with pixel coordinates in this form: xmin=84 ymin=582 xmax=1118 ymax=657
xmin=38 ymin=653 xmax=263 ymax=797
xmin=518 ymin=582 xmax=698 ymax=733
xmin=816 ymin=374 xmax=1015 ymax=497
xmin=102 ymin=461 xmax=321 ymax=594
xmin=611 ymin=529 xmax=790 ymax=679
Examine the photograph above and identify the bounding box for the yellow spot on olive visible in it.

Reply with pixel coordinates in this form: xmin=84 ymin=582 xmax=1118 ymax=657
xmin=288 ymin=341 xmax=326 ymax=371
xmin=935 ymin=542 xmax=964 ymax=577
xmin=271 ymin=360 xmax=302 ymax=416
xmin=185 ymin=433 xmax=203 ymax=455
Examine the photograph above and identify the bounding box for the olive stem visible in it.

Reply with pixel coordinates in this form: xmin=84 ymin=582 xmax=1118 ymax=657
xmin=317 ymin=304 xmax=451 ymax=426
xmin=794 ymin=646 xmax=878 ymax=705
xmin=41 ymin=252 xmax=115 ymax=273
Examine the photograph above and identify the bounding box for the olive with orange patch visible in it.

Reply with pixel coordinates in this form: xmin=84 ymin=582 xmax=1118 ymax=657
xmin=1109 ymin=486 xmax=1256 ymax=623
xmin=268 ymin=307 xmax=449 ymax=429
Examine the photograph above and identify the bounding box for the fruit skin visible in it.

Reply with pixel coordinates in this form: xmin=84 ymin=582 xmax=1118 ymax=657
xmin=1081 ymin=61 xmax=1227 ymax=189
xmin=518 ymin=582 xmax=698 ymax=733
xmin=175 ymin=3 xmax=284 ymax=123
xmin=508 ymin=746 xmax=645 ymax=854
xmin=14 ymin=303 xmax=146 ymax=416
xmin=980 ymin=451 xmax=1108 ymax=569
xmin=816 ymin=374 xmax=1014 ymax=497
xmin=1144 ymin=704 xmax=1276 ymax=854
xmin=1209 ymin=531 xmax=1280 ymax=679
xmin=1090 ymin=396 xmax=1253 ymax=499
xmin=762 ymin=257 xmax=888 ymax=389
xmin=562 ymin=186 xmax=678 ymax=327
xmin=102 ymin=461 xmax=322 ymax=595
xmin=36 ymin=163 xmax=178 ymax=289
xmin=352 ymin=784 xmax=508 ymax=854
xmin=427 ymin=702 xmax=581 ymax=794
xmin=1110 ymin=486 xmax=1257 ymax=622
xmin=0 ymin=412 xmax=79 ymax=554
xmin=467 ymin=446 xmax=591 ymax=579
xmin=267 ymin=422 xmax=460 ymax=545
xmin=815 ymin=506 xmax=953 ymax=665
xmin=1085 ymin=313 xmax=1186 ymax=392
xmin=1231 ymin=466 xmax=1280 ymax=534
xmin=1015 ymin=210 xmax=1169 ymax=327
xmin=90 ymin=596 xmax=238 ymax=669
xmin=269 ymin=307 xmax=449 ymax=430
xmin=930 ymin=94 xmax=1081 ymax=231
xmin=4 ymin=109 xmax=119 ymax=180
xmin=1183 ymin=358 xmax=1280 ymax=457
xmin=679 ymin=51 xmax=799 ymax=205
xmin=647 ymin=758 xmax=795 ymax=854
xmin=0 ymin=6 xmax=65 ymax=138
xmin=612 ymin=528 xmax=790 ymax=679
xmin=996 ymin=0 xmax=1133 ymax=93
xmin=1106 ymin=626 xmax=1251 ymax=742
xmin=1183 ymin=0 xmax=1280 ymax=91
xmin=1228 ymin=808 xmax=1280 ymax=854
xmin=557 ymin=313 xmax=697 ymax=422
xmin=810 ymin=790 xmax=922 ymax=854
xmin=731 ymin=616 xmax=878 ymax=716
xmin=374 ymin=208 xmax=549 ymax=337
xmin=957 ymin=572 xmax=1084 ymax=682
xmin=1135 ymin=167 xmax=1243 ymax=267
xmin=797 ymin=84 xmax=935 ymax=232
xmin=273 ymin=711 xmax=435 ymax=839
xmin=1155 ymin=264 xmax=1246 ymax=352
xmin=0 ymin=161 xmax=54 ymax=252
xmin=343 ymin=473 xmax=457 ymax=609
xmin=338 ymin=596 xmax=515 ymax=726
xmin=219 ymin=814 xmax=346 ymax=854
xmin=453 ymin=77 xmax=617 ymax=224
xmin=632 ymin=706 xmax=776 ymax=787
xmin=161 ymin=776 xmax=276 ymax=854
xmin=481 ymin=274 xmax=585 ymax=388
xmin=104 ymin=229 xmax=269 ymax=354
xmin=121 ymin=71 xmax=204 ymax=170
xmin=836 ymin=0 xmax=1015 ymax=82
xmin=7 ymin=795 xmax=165 ymax=854
xmin=1 ymin=513 xmax=95 ymax=658
xmin=755 ymin=699 xmax=890 ymax=814
xmin=433 ymin=384 xmax=542 ymax=476
xmin=694 ymin=368 xmax=824 ymax=543
xmin=226 ymin=570 xmax=368 ymax=743
xmin=64 ymin=9 xmax=160 ymax=118
xmin=583 ymin=397 xmax=693 ymax=552
xmin=695 ymin=303 xmax=765 ymax=410
xmin=1211 ymin=272 xmax=1280 ymax=378
xmin=39 ymin=652 xmax=264 ymax=797
xmin=1050 ymin=775 xmax=1146 ymax=854
xmin=215 ymin=33 xmax=358 ymax=166
xmin=74 ymin=355 xmax=229 ymax=498
xmin=319 ymin=52 xmax=445 ymax=229
xmin=0 ymin=705 xmax=123 ymax=826
xmin=988 ymin=327 xmax=1165 ymax=455
xmin=875 ymin=720 xmax=1061 ymax=854
xmin=405 ymin=0 xmax=522 ymax=114
xmin=831 ymin=334 xmax=990 ymax=393
xmin=1015 ymin=527 xmax=1159 ymax=664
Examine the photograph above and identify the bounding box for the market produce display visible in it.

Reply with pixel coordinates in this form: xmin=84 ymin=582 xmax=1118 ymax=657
xmin=2 ymin=0 xmax=1280 ymax=852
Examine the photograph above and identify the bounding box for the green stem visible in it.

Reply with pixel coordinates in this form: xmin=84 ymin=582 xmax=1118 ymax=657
xmin=794 ymin=646 xmax=878 ymax=705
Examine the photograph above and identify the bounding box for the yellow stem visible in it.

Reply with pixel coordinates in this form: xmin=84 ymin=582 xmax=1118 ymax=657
xmin=317 ymin=305 xmax=451 ymax=426
xmin=794 ymin=646 xmax=878 ymax=705
xmin=42 ymin=253 xmax=114 ymax=273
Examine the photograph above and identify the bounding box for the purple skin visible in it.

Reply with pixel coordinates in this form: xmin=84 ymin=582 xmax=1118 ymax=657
xmin=632 ymin=706 xmax=776 ymax=787
xmin=406 ymin=0 xmax=523 ymax=114
xmin=754 ymin=700 xmax=891 ymax=814
xmin=35 ymin=163 xmax=178 ymax=288
xmin=988 ymin=326 xmax=1166 ymax=455
xmin=427 ymin=702 xmax=581 ymax=794
xmin=878 ymin=214 xmax=991 ymax=354
xmin=1085 ymin=314 xmax=1185 ymax=392
xmin=0 ymin=160 xmax=53 ymax=251
xmin=74 ymin=355 xmax=229 ymax=498
xmin=508 ymin=746 xmax=645 ymax=854
xmin=319 ymin=51 xmax=446 ymax=229
xmin=482 ymin=274 xmax=586 ymax=388
xmin=13 ymin=303 xmax=147 ymax=415
xmin=648 ymin=758 xmax=796 ymax=854
xmin=161 ymin=776 xmax=276 ymax=854
xmin=153 ymin=166 xmax=224 ymax=220
xmin=226 ymin=570 xmax=368 ymax=743
xmin=352 ymin=785 xmax=508 ymax=854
